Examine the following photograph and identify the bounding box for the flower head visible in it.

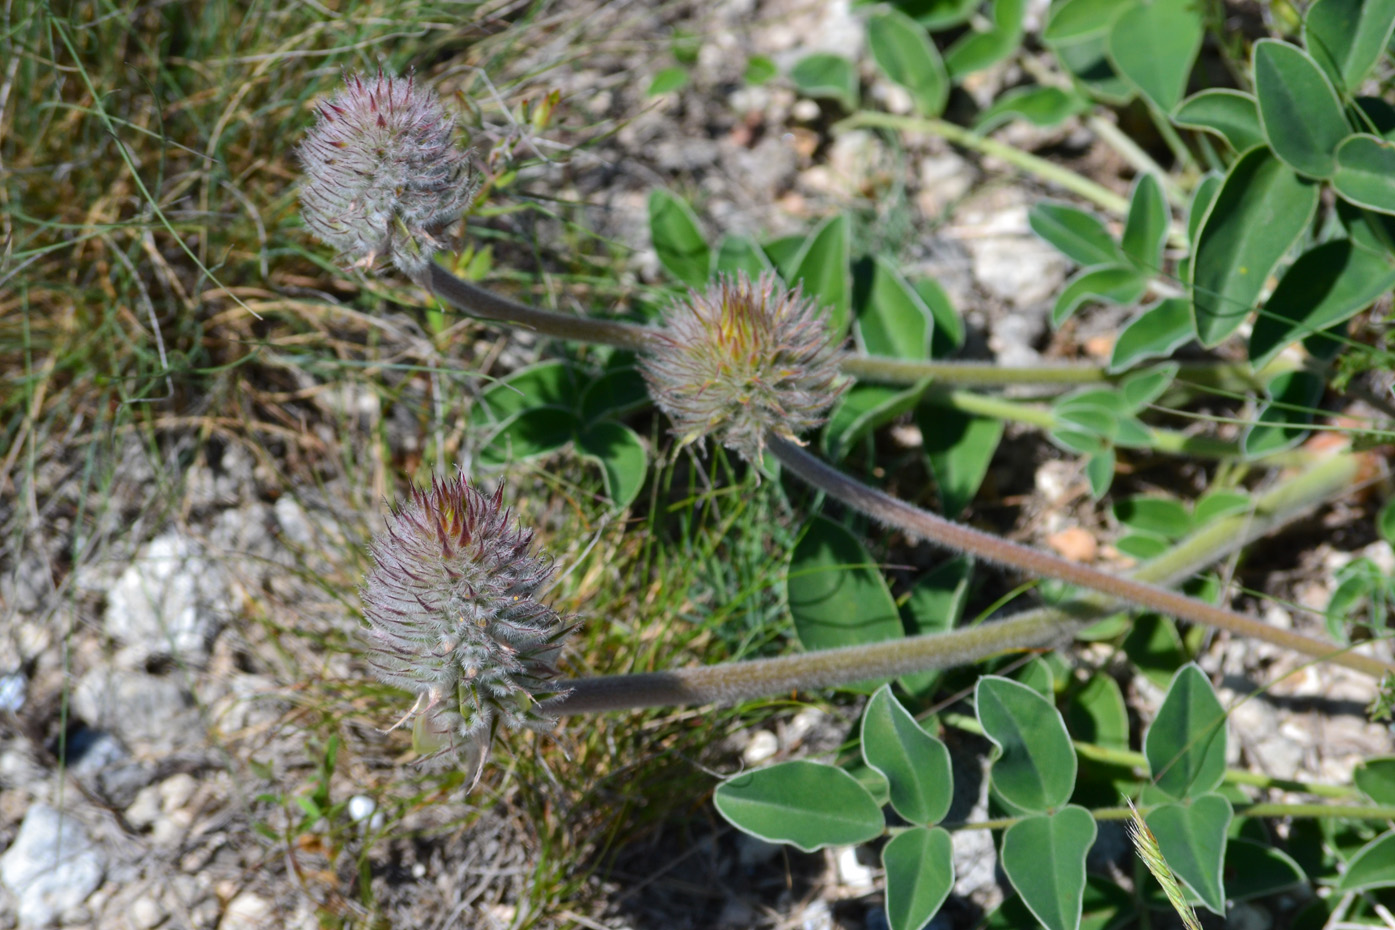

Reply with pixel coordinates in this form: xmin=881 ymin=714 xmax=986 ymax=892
xmin=641 ymin=273 xmax=846 ymax=464
xmin=299 ymin=70 xmax=478 ymax=276
xmin=361 ymin=474 xmax=572 ymax=779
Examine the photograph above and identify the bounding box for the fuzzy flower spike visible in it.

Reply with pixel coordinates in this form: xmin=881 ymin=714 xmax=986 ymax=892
xmin=361 ymin=474 xmax=573 ymax=782
xmin=299 ymin=69 xmax=478 ymax=276
xmin=641 ymin=272 xmax=847 ymax=465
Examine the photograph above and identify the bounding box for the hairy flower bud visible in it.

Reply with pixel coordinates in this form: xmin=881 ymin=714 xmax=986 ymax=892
xmin=641 ymin=273 xmax=846 ymax=464
xmin=299 ymin=70 xmax=478 ymax=276
xmin=361 ymin=474 xmax=572 ymax=779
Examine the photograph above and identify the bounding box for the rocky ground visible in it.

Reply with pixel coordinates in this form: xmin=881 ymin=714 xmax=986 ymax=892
xmin=2 ymin=1 xmax=1393 ymax=928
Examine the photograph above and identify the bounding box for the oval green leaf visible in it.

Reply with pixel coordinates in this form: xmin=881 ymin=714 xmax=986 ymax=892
xmin=862 ymin=685 xmax=953 ymax=825
xmin=867 ymin=9 xmax=948 ymax=118
xmin=714 ymin=760 xmax=885 ymax=852
xmin=1335 ymin=830 xmax=1395 ymax=891
xmin=919 ymin=404 xmax=1005 ymax=518
xmin=1106 ymin=0 xmax=1203 ymax=111
xmin=1121 ymin=173 xmax=1169 ymax=273
xmin=1144 ymin=663 xmax=1227 ymax=799
xmin=1066 ymin=672 xmax=1129 ymax=751
xmin=1249 ymin=239 xmax=1395 ymax=369
xmin=1226 ymin=837 xmax=1306 ymax=901
xmin=715 ymin=234 xmax=774 ymax=278
xmin=648 ymin=189 xmax=711 ymax=287
xmin=945 ymin=0 xmax=1026 ymax=78
xmin=1145 ymin=793 xmax=1232 ymax=914
xmin=975 ymin=85 xmax=1090 ymax=133
xmin=1001 ymin=806 xmax=1098 ymax=930
xmin=897 ymin=557 xmax=972 ymax=698
xmin=884 ymin=827 xmax=954 ymax=930
xmin=1109 ymin=298 xmax=1194 ymax=371
xmin=1303 ymin=0 xmax=1395 ymax=91
xmin=1253 ymin=39 xmax=1351 ymax=179
xmin=791 ymin=213 xmax=852 ymax=334
xmin=1114 ymin=496 xmax=1192 ymax=538
xmin=1173 ymin=89 xmax=1265 ymax=152
xmin=1043 ymin=0 xmax=1127 ymax=42
xmin=478 ymin=407 xmax=578 ymax=466
xmin=472 ymin=360 xmax=575 ymax=428
xmin=976 ymin=676 xmax=1077 ymax=812
xmin=789 ymin=53 xmax=859 ymax=110
xmin=1333 ymin=133 xmax=1395 ymax=214
xmin=786 ymin=516 xmax=904 ymax=683
xmin=1029 ymin=202 xmax=1124 ymax=266
xmin=856 ymin=256 xmax=931 ymax=360
xmin=1052 ymin=264 xmax=1148 ymax=328
xmin=1191 ymin=146 xmax=1319 ymax=346
xmin=575 ymin=420 xmax=647 ymax=508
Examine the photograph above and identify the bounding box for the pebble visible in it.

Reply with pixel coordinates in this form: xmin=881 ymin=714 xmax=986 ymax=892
xmin=221 ymin=891 xmax=273 ymax=930
xmin=0 ymin=804 xmax=106 ymax=927
xmin=72 ymin=668 xmax=196 ymax=750
xmin=130 ymin=895 xmax=166 ymax=929
xmin=104 ymin=532 xmax=229 ymax=665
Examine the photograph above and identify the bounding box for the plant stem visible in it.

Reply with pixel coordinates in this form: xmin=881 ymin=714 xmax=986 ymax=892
xmin=546 ymin=450 xmax=1377 ymax=715
xmin=942 ymin=712 xmax=1360 ymax=799
xmin=835 ymin=112 xmax=1131 ymax=215
xmin=421 ymin=263 xmax=1271 ymax=393
xmin=765 ymin=435 xmax=1391 ymax=678
xmin=952 ymin=802 xmax=1395 ymax=833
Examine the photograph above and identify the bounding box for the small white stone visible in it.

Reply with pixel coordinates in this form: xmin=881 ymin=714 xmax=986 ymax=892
xmin=131 ymin=895 xmax=166 ymax=929
xmin=0 ymin=804 xmax=106 ymax=927
xmin=0 ymin=671 xmax=26 ymax=712
xmin=791 ymin=98 xmax=821 ymax=121
xmin=222 ymin=891 xmax=273 ymax=930
xmin=347 ymin=795 xmax=376 ymax=824
xmin=834 ymin=845 xmax=876 ymax=894
xmin=742 ymin=730 xmax=779 ymax=765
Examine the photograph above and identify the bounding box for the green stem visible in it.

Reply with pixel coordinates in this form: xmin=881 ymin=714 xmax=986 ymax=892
xmin=835 ymin=111 xmax=1131 ymax=215
xmin=421 ymin=263 xmax=1278 ymax=397
xmin=766 ymin=435 xmax=1390 ymax=678
xmin=943 ymin=712 xmax=1361 ymax=800
xmin=950 ymin=802 xmax=1395 ymax=833
xmin=545 ymin=450 xmax=1375 ymax=715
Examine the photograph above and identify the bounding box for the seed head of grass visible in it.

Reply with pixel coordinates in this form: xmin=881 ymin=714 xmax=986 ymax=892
xmin=641 ymin=273 xmax=846 ymax=466
xmin=361 ymin=474 xmax=573 ymax=782
xmin=298 ymin=69 xmax=478 ymax=276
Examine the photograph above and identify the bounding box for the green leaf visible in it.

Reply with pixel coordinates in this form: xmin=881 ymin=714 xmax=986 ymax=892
xmin=1335 ymin=830 xmax=1395 ymax=890
xmin=648 ymin=190 xmax=711 ymax=287
xmin=1146 ymin=793 xmax=1233 ymax=914
xmin=1332 ymin=133 xmax=1395 ymax=214
xmin=1114 ymin=496 xmax=1192 ymax=538
xmin=789 ymin=53 xmax=859 ymax=110
xmin=945 ymin=0 xmax=1027 ymax=78
xmin=1253 ymin=39 xmax=1351 ymax=179
xmin=1380 ymin=500 xmax=1395 ymax=544
xmin=879 ymin=0 xmax=979 ymax=29
xmin=1191 ymin=147 xmax=1319 ymax=346
xmin=715 ymin=235 xmax=774 ymax=278
xmin=472 ymin=360 xmax=574 ymax=427
xmin=920 ymin=405 xmax=1004 ymax=517
xmin=1249 ymin=239 xmax=1395 ymax=369
xmin=1186 ymin=173 xmax=1223 ymax=251
xmin=976 ymin=85 xmax=1090 ymax=132
xmin=786 ymin=517 xmax=904 ymax=686
xmin=1119 ymin=362 xmax=1179 ymax=408
xmin=763 ymin=234 xmax=807 ymax=279
xmin=580 ymin=366 xmax=649 ymax=423
xmin=867 ymin=9 xmax=949 ymax=117
xmin=1050 ymin=30 xmax=1136 ymax=103
xmin=1029 ymin=202 xmax=1124 ymax=266
xmin=1106 ymin=0 xmax=1204 ymax=111
xmin=477 ymin=407 xmax=578 ymax=466
xmin=1193 ymin=490 xmax=1251 ymax=526
xmin=986 ymin=878 xmax=1133 ymax=930
xmin=791 ymin=214 xmax=852 ymax=334
xmin=1144 ymin=664 xmax=1228 ymax=799
xmin=914 ymin=276 xmax=964 ymax=356
xmin=744 ymin=54 xmax=777 ymax=85
xmin=1225 ymin=838 xmax=1307 ymax=901
xmin=1066 ymin=672 xmax=1129 ymax=751
xmin=1109 ymin=298 xmax=1194 ymax=371
xmin=1085 ymin=449 xmax=1115 ymax=498
xmin=856 ymin=256 xmax=930 ymax=360
xmin=898 ymin=557 xmax=972 ymax=697
xmin=862 ymin=685 xmax=954 ymax=825
xmin=1052 ymin=265 xmax=1148 ymax=327
xmin=1172 ymin=89 xmax=1266 ymax=152
xmin=883 ymin=827 xmax=955 ymax=930
xmin=1243 ymin=369 xmax=1324 ymax=458
xmin=575 ymin=420 xmax=647 ymax=508
xmin=976 ymin=676 xmax=1078 ymax=812
xmin=1001 ymin=807 xmax=1098 ymax=930
xmin=1123 ymin=614 xmax=1187 ymax=688
xmin=1043 ymin=0 xmax=1129 ymax=41
xmin=646 ymin=66 xmax=689 ymax=96
xmin=714 ymin=760 xmax=885 ymax=852
xmin=1121 ymin=174 xmax=1169 ymax=273
xmin=1303 ymin=0 xmax=1395 ymax=91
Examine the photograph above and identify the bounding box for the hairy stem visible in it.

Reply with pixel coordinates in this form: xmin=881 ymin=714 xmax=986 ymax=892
xmin=419 ymin=263 xmax=1270 ymax=393
xmin=766 ymin=435 xmax=1390 ymax=678
xmin=546 ymin=451 xmax=1376 ymax=715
